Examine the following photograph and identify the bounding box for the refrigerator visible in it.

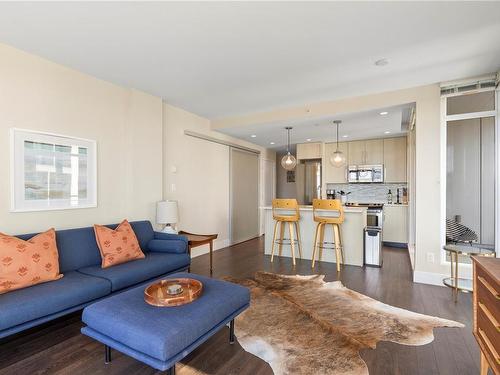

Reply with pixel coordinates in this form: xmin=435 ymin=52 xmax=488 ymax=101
xmin=296 ymin=160 xmax=322 ymax=205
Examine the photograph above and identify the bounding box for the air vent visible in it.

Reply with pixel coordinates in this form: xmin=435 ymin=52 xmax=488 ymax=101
xmin=440 ymin=77 xmax=497 ymax=96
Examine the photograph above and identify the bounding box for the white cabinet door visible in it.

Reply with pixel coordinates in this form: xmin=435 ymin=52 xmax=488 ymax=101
xmin=383 ymin=205 xmax=408 ymax=243
xmin=348 ymin=140 xmax=365 ymax=165
xmin=324 ymin=142 xmax=348 ymax=183
xmin=365 ymin=139 xmax=384 ymax=164
xmin=383 ymin=137 xmax=407 ymax=182
xmin=297 ymin=142 xmax=323 ymax=160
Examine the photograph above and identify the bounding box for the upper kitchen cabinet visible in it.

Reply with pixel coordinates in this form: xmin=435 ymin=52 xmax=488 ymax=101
xmin=324 ymin=142 xmax=348 ymax=183
xmin=365 ymin=139 xmax=384 ymax=164
xmin=296 ymin=142 xmax=323 ymax=160
xmin=348 ymin=140 xmax=365 ymax=165
xmin=383 ymin=137 xmax=407 ymax=182
xmin=348 ymin=139 xmax=383 ymax=165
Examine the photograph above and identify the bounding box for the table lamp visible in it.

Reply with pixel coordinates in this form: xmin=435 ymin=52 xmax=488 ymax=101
xmin=157 ymin=200 xmax=178 ymax=234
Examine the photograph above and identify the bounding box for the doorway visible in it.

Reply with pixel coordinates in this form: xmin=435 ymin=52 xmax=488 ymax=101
xmin=230 ymin=148 xmax=260 ymax=244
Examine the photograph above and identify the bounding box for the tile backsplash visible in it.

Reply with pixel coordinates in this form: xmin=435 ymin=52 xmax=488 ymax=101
xmin=326 ymin=183 xmax=407 ymax=203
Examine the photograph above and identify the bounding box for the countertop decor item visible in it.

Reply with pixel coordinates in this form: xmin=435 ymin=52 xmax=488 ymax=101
xmin=144 ymin=278 xmax=203 ymax=307
xmin=225 ymin=272 xmax=463 ymax=375
xmin=443 ymin=244 xmax=495 ymax=302
xmin=280 ymin=126 xmax=297 ymax=171
xmin=179 ymin=231 xmax=218 ymax=275
xmin=157 ymin=200 xmax=179 ymax=234
xmin=329 ymin=120 xmax=346 ymax=168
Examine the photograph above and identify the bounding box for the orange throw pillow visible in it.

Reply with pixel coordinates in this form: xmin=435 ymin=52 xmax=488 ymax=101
xmin=94 ymin=219 xmax=145 ymax=268
xmin=0 ymin=229 xmax=63 ymax=294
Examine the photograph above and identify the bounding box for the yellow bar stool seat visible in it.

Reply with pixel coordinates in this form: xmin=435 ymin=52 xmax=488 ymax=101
xmin=311 ymin=199 xmax=345 ymax=272
xmin=270 ymin=199 xmax=303 ymax=266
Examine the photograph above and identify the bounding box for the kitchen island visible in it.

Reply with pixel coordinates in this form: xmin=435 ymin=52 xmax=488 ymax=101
xmin=263 ymin=206 xmax=367 ymax=267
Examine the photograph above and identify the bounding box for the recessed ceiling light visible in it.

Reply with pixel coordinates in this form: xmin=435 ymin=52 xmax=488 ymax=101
xmin=342 ymin=135 xmax=349 ymax=138
xmin=379 ymin=111 xmax=389 ymax=115
xmin=250 ymin=134 xmax=257 ymax=138
xmin=374 ymin=58 xmax=389 ymax=67
xmin=270 ymin=142 xmax=275 ymax=145
xmin=384 ymin=131 xmax=391 ymax=134
xmin=306 ymin=138 xmax=312 ymax=142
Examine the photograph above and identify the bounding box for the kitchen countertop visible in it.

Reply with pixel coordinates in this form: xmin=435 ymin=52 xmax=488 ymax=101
xmin=261 ymin=205 xmax=366 ymax=213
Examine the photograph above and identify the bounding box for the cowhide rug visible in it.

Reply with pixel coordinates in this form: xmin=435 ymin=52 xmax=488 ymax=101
xmin=226 ymin=272 xmax=464 ymax=375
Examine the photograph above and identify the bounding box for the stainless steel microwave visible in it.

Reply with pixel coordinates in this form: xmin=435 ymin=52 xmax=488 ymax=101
xmin=347 ymin=165 xmax=384 ymax=183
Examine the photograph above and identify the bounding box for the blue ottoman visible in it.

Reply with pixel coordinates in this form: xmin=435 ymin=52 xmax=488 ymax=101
xmin=81 ymin=272 xmax=250 ymax=374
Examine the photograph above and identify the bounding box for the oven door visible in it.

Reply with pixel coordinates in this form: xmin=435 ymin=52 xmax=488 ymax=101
xmin=367 ymin=210 xmax=382 ymax=228
xmin=357 ymin=168 xmax=373 ymax=183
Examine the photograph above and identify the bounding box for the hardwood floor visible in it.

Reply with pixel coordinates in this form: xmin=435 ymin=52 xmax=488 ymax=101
xmin=0 ymin=237 xmax=480 ymax=375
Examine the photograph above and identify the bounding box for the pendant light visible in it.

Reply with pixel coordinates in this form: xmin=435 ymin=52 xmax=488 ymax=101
xmin=330 ymin=120 xmax=346 ymax=167
xmin=281 ymin=126 xmax=297 ymax=170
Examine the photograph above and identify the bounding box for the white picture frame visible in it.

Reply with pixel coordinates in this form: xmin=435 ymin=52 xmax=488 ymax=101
xmin=10 ymin=128 xmax=97 ymax=212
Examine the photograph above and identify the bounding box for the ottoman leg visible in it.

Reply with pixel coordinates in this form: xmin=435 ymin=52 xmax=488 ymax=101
xmin=229 ymin=319 xmax=235 ymax=344
xmin=105 ymin=345 xmax=111 ymax=364
xmin=166 ymin=364 xmax=176 ymax=375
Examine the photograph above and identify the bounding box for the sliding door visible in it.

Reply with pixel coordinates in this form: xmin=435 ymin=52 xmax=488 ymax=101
xmin=230 ymin=148 xmax=259 ymax=244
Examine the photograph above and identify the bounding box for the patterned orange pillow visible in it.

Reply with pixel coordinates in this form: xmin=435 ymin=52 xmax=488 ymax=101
xmin=94 ymin=219 xmax=145 ymax=268
xmin=0 ymin=229 xmax=63 ymax=294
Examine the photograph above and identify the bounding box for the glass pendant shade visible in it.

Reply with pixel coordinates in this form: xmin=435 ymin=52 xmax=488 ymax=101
xmin=281 ymin=152 xmax=297 ymax=170
xmin=330 ymin=150 xmax=346 ymax=167
xmin=330 ymin=120 xmax=346 ymax=168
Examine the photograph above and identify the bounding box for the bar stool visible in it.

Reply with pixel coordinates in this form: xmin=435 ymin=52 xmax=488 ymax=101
xmin=270 ymin=199 xmax=303 ymax=266
xmin=311 ymin=199 xmax=345 ymax=272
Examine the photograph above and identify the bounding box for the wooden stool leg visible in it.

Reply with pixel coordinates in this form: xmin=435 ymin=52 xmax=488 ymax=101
xmin=270 ymin=220 xmax=279 ymax=262
xmin=337 ymin=224 xmax=345 ymax=265
xmin=294 ymin=221 xmax=303 ymax=259
xmin=279 ymin=221 xmax=285 ymax=257
xmin=333 ymin=224 xmax=341 ymax=272
xmin=289 ymin=222 xmax=296 ymax=266
xmin=480 ymin=351 xmax=489 ymax=375
xmin=318 ymin=223 xmax=325 ymax=263
xmin=311 ymin=223 xmax=320 ymax=268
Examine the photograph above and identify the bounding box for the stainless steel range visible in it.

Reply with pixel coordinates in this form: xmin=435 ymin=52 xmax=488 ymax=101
xmin=345 ymin=202 xmax=383 ymax=267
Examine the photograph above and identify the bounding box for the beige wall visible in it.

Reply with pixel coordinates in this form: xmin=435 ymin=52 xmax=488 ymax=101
xmin=0 ymin=43 xmax=163 ymax=234
xmin=162 ymin=103 xmax=275 ymax=256
xmin=213 ymin=84 xmax=453 ymax=284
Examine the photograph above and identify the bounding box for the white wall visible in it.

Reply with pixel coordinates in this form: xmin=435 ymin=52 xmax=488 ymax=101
xmin=162 ymin=103 xmax=275 ymax=256
xmin=213 ymin=84 xmax=457 ymax=285
xmin=0 ymin=43 xmax=163 ymax=234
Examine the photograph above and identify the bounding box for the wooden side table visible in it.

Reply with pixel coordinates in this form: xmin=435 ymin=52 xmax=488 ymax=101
xmin=179 ymin=231 xmax=218 ymax=275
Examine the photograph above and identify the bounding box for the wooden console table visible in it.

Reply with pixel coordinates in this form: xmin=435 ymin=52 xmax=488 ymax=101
xmin=179 ymin=231 xmax=218 ymax=275
xmin=472 ymin=255 xmax=500 ymax=375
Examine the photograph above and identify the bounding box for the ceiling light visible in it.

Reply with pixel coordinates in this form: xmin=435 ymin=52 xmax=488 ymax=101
xmin=342 ymin=135 xmax=349 ymax=138
xmin=374 ymin=58 xmax=389 ymax=67
xmin=330 ymin=120 xmax=346 ymax=168
xmin=250 ymin=134 xmax=257 ymax=138
xmin=306 ymin=138 xmax=312 ymax=142
xmin=281 ymin=127 xmax=297 ymax=171
xmin=270 ymin=142 xmax=275 ymax=145
xmin=379 ymin=111 xmax=389 ymax=115
xmin=384 ymin=131 xmax=391 ymax=134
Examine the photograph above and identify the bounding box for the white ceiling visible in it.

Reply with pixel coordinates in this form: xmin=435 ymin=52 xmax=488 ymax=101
xmin=218 ymin=104 xmax=413 ymax=151
xmin=0 ymin=2 xmax=499 ymax=119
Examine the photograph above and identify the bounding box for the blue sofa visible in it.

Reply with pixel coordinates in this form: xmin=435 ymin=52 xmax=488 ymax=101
xmin=0 ymin=221 xmax=190 ymax=339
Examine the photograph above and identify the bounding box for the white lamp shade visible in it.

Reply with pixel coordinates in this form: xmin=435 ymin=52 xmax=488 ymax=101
xmin=157 ymin=200 xmax=178 ymax=224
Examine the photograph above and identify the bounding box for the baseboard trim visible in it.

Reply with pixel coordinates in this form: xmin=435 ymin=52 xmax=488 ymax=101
xmin=413 ymin=270 xmax=447 ymax=287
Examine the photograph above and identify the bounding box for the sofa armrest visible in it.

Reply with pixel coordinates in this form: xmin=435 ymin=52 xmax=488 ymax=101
xmin=154 ymin=231 xmax=188 ymax=244
xmin=148 ymin=239 xmax=188 ymax=254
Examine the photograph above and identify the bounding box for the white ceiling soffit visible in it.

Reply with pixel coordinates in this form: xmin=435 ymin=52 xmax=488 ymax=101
xmin=218 ymin=104 xmax=414 ymax=150
xmin=0 ymin=2 xmax=499 ymax=119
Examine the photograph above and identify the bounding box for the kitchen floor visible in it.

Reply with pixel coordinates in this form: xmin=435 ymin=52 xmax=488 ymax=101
xmin=0 ymin=238 xmax=479 ymax=375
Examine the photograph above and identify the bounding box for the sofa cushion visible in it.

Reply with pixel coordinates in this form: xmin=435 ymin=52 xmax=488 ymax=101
xmin=94 ymin=220 xmax=145 ymax=268
xmin=0 ymin=228 xmax=63 ymax=294
xmin=14 ymin=221 xmax=156 ymax=273
xmin=0 ymin=271 xmax=111 ymax=331
xmin=78 ymin=252 xmax=190 ymax=292
xmin=82 ymin=272 xmax=250 ymax=362
xmin=147 ymin=239 xmax=187 ymax=254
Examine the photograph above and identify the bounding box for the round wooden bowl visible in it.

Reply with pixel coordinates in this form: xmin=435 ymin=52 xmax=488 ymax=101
xmin=144 ymin=278 xmax=203 ymax=307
